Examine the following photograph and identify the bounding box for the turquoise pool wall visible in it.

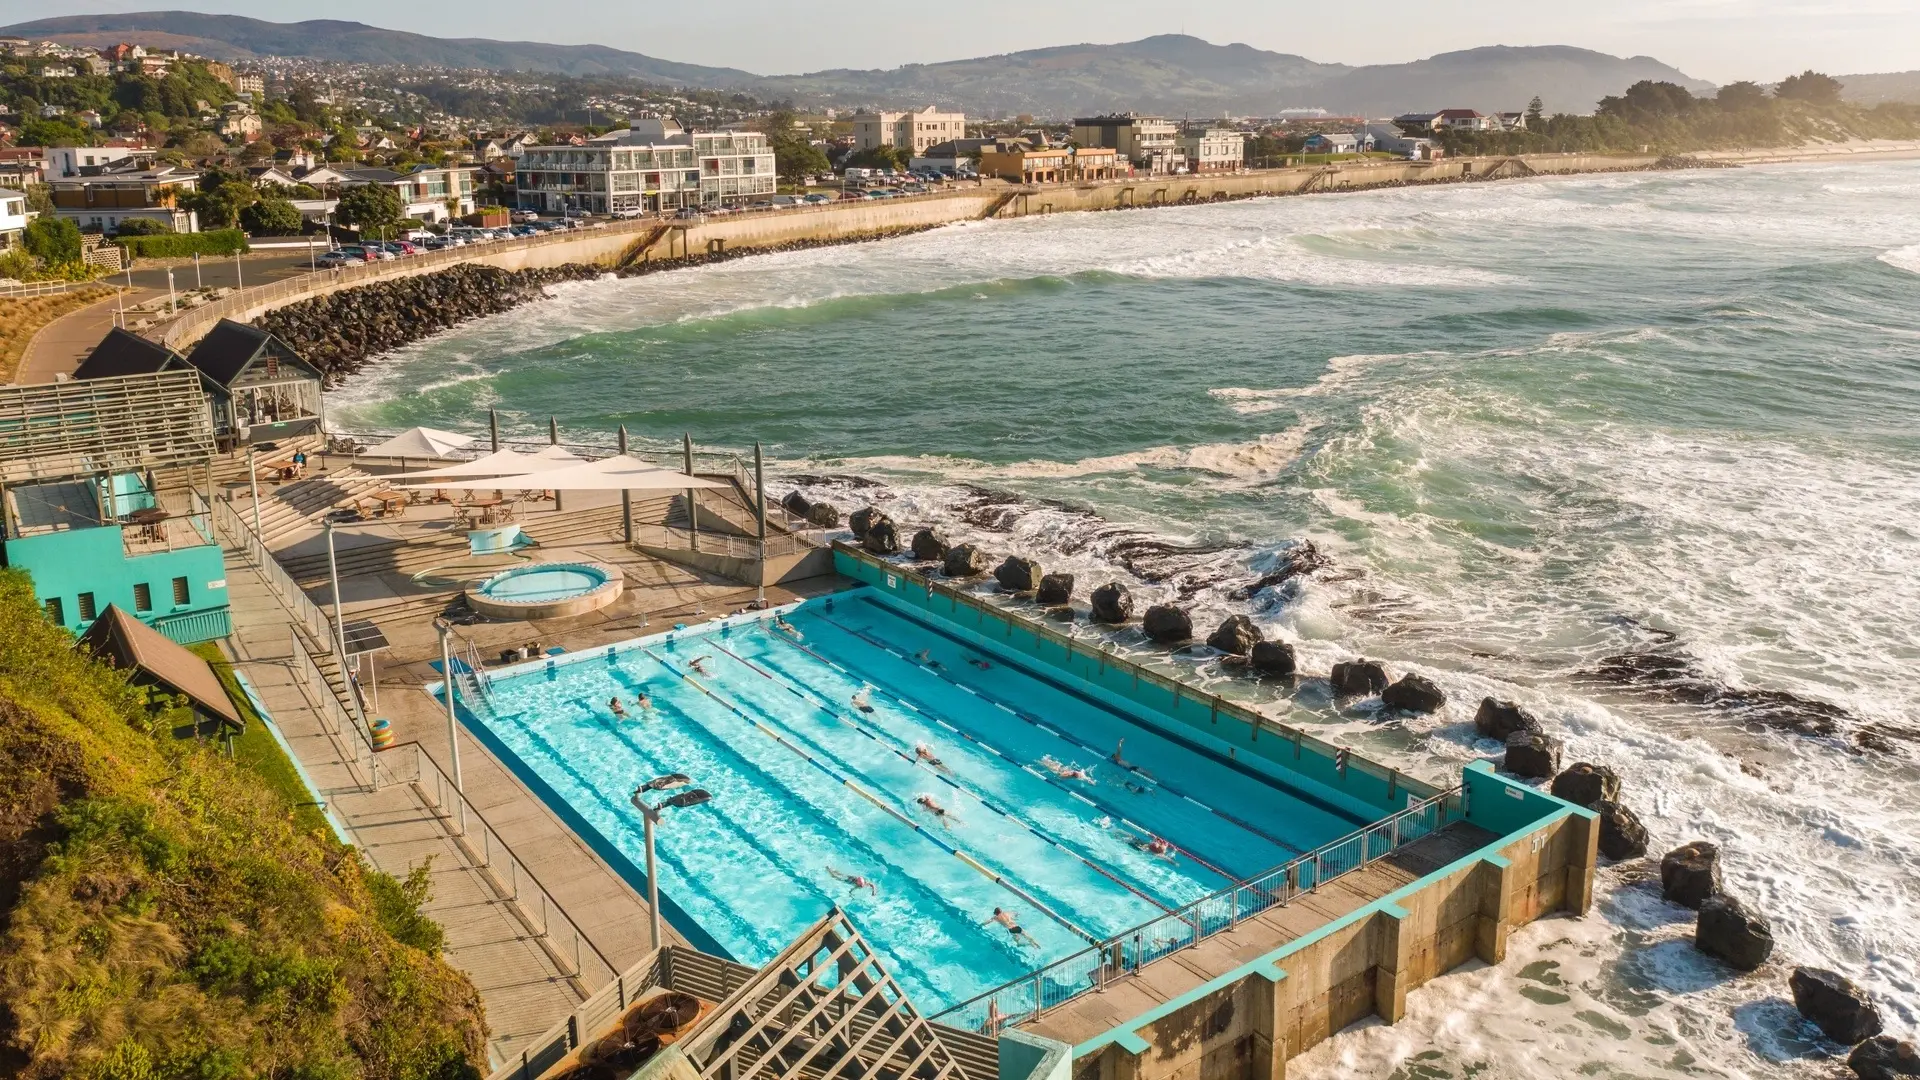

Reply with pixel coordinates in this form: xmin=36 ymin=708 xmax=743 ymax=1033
xmin=834 ymin=547 xmax=1443 ymax=824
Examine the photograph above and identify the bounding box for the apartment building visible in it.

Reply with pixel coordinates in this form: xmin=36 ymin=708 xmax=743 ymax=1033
xmin=849 ymin=107 xmax=966 ymax=155
xmin=1180 ymin=128 xmax=1246 ymax=172
xmin=336 ymin=164 xmax=478 ymax=222
xmin=1070 ymin=114 xmax=1187 ymax=174
xmin=514 ymin=119 xmax=775 ymax=214
xmin=51 ymin=165 xmax=200 ymax=233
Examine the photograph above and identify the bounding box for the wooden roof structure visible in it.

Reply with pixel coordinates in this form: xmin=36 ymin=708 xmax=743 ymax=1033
xmin=676 ymin=908 xmax=971 ymax=1080
xmin=78 ymin=605 xmax=243 ymax=733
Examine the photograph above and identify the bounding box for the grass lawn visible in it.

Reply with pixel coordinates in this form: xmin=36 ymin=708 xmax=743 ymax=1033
xmin=190 ymin=639 xmax=336 ymax=836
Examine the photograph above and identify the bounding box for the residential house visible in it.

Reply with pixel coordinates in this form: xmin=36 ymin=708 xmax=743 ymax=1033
xmin=101 ymin=42 xmax=144 ymax=69
xmin=515 ymin=119 xmax=774 ymax=214
xmin=1435 ymin=109 xmax=1496 ymax=131
xmin=50 ymin=165 xmax=201 ymax=234
xmin=77 ymin=109 xmax=104 ymax=129
xmin=908 ymin=137 xmax=997 ymax=174
xmin=0 ymin=148 xmax=46 ymax=188
xmin=849 ymin=107 xmax=966 ymax=155
xmin=337 ymin=164 xmax=478 ymax=222
xmin=1070 ymin=114 xmax=1187 ymax=174
xmin=293 ymin=164 xmax=355 ymax=188
xmin=32 ymin=61 xmax=74 ymax=78
xmin=977 ymin=144 xmax=1070 ymax=184
xmin=248 ymin=165 xmax=300 ymax=189
xmin=1499 ymin=112 xmax=1527 ymax=131
xmin=1068 ymin=146 xmax=1119 ymax=181
xmin=1179 ymin=128 xmax=1245 ymax=173
xmin=1392 ymin=113 xmax=1442 ymax=133
xmin=1303 ymin=132 xmax=1362 ymax=155
xmin=48 ymin=145 xmax=157 ymax=178
xmin=0 ymin=187 xmax=34 ymax=251
xmin=216 ymin=103 xmax=261 ymax=140
xmin=1359 ymin=123 xmax=1437 ymax=160
xmin=38 ymin=104 xmax=67 ymax=119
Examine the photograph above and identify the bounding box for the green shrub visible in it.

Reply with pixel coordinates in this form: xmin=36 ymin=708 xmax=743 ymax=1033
xmin=114 ymin=229 xmax=250 ymax=259
xmin=112 ymin=218 xmax=171 ymax=237
xmin=22 ymin=216 xmax=82 ymax=263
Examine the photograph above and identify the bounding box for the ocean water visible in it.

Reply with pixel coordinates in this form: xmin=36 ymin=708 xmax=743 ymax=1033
xmin=333 ymin=162 xmax=1920 ymax=1078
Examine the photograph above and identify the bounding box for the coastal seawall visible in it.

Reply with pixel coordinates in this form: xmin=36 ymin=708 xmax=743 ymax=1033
xmin=149 ymin=151 xmax=1661 ymax=352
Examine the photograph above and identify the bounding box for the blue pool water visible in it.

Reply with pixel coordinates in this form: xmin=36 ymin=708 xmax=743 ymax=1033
xmin=479 ymin=564 xmax=608 ymax=603
xmin=457 ymin=588 xmax=1380 ymax=1010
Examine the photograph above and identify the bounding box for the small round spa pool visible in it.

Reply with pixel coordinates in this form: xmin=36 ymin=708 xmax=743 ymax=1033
xmin=467 ymin=561 xmax=623 ymax=620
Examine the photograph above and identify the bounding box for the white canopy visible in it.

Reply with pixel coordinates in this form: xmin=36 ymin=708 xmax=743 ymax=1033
xmin=358 ymin=427 xmax=475 ymax=460
xmin=394 ymin=454 xmax=729 ymax=492
xmin=386 ymin=447 xmax=556 ymax=480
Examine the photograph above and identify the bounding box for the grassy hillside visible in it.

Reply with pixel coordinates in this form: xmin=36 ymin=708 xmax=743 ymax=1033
xmin=0 ymin=569 xmax=487 ymax=1080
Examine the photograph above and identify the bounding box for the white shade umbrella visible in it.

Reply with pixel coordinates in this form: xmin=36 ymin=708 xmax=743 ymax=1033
xmin=385 ymin=448 xmax=546 ymax=480
xmin=530 ymin=444 xmax=585 ymax=463
xmin=395 ymin=454 xmax=728 ymax=491
xmin=359 ymin=426 xmax=475 ymax=460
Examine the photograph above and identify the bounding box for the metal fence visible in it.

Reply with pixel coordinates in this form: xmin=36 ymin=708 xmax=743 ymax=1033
xmin=0 ymin=279 xmax=101 ymax=298
xmin=288 ymin=624 xmax=383 ymax=790
xmin=929 ymin=785 xmax=1462 ymax=1033
xmin=209 ymin=490 xmax=337 ymax=645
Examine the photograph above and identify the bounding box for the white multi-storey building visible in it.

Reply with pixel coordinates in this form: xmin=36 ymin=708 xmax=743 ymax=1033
xmin=514 ymin=120 xmax=775 ymax=215
xmin=848 ymin=107 xmax=966 ymax=155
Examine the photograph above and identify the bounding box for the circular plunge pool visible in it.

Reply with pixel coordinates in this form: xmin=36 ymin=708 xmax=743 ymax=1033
xmin=467 ymin=561 xmax=623 ymax=620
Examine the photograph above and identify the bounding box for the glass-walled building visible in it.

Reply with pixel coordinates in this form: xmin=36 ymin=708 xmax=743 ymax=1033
xmin=515 ymin=120 xmax=776 ymax=214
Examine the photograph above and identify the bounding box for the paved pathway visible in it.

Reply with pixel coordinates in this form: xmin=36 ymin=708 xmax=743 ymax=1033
xmin=15 ymin=288 xmax=157 ymax=384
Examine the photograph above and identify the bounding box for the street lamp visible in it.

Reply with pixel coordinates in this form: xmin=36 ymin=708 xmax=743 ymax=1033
xmin=631 ymin=775 xmax=712 ymax=950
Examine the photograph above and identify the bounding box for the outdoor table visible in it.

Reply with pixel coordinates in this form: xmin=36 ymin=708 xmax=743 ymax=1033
xmin=125 ymin=507 xmax=170 ymax=542
xmin=369 ymin=489 xmax=406 ymax=517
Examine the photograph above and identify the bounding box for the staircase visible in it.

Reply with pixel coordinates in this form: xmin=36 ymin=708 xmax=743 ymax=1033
xmin=236 ymin=467 xmax=393 ymax=548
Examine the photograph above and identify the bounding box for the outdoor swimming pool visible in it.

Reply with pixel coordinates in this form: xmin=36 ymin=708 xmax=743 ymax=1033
xmin=453 ymin=588 xmax=1392 ymax=1011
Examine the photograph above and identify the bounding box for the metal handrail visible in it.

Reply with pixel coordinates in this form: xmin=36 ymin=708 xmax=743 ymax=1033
xmin=209 ymin=490 xmax=336 ymax=645
xmin=287 ymin=624 xmax=381 ymax=790
xmin=929 ymin=785 xmax=1462 ymax=1033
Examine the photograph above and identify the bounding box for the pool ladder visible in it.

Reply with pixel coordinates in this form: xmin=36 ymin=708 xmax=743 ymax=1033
xmin=458 ymin=637 xmax=495 ymax=706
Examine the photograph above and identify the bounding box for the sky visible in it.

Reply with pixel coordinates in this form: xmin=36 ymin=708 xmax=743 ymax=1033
xmin=7 ymin=0 xmax=1918 ymax=84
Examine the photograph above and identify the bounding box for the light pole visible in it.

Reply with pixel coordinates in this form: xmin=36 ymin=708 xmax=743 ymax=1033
xmin=631 ymin=775 xmax=711 ymax=950
xmin=324 ymin=519 xmax=353 ymax=716
xmin=439 ymin=621 xmax=465 ymax=836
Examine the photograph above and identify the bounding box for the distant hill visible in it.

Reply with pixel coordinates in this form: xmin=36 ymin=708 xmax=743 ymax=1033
xmin=1839 ymin=71 xmax=1920 ymax=105
xmin=0 ymin=11 xmax=758 ymax=83
xmin=0 ymin=13 xmax=1714 ymax=117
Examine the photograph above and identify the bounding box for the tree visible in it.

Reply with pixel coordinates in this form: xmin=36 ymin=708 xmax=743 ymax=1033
xmin=240 ymin=196 xmax=302 ymax=236
xmin=1599 ymin=80 xmax=1697 ymax=120
xmin=1525 ymin=96 xmax=1545 ymax=127
xmin=845 ymin=145 xmax=910 ymax=171
xmin=23 ymin=216 xmax=83 ymax=264
xmin=1776 ymin=70 xmax=1843 ymax=104
xmin=1717 ymin=81 xmax=1770 ymax=111
xmin=775 ymin=138 xmax=830 ymax=186
xmin=335 ymin=183 xmax=404 ymax=230
xmin=177 ymin=131 xmax=228 ymax=161
xmin=19 ymin=118 xmax=92 ymax=147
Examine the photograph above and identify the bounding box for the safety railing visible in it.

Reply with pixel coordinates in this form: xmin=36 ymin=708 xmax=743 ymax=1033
xmin=288 ymin=624 xmax=382 ymax=791
xmin=931 ymin=785 xmax=1461 ymax=1033
xmin=403 ymin=741 xmax=619 ymax=993
xmin=630 ymin=521 xmax=820 ymax=559
xmin=209 ymin=490 xmax=337 ymax=645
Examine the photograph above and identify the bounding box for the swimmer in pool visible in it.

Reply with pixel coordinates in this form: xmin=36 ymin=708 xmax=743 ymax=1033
xmin=608 ymin=697 xmax=628 ymax=719
xmin=915 ymin=649 xmax=943 ymax=669
xmin=774 ymin=615 xmax=803 ymax=641
xmin=915 ymin=743 xmax=952 ymax=773
xmin=1124 ymin=781 xmax=1149 ymax=795
xmin=688 ymin=656 xmax=713 ymax=676
xmin=984 ymin=907 xmax=1037 ymax=947
xmin=634 ymin=691 xmax=653 ymax=714
xmin=1126 ymin=832 xmax=1176 ymax=860
xmin=916 ymin=794 xmax=959 ymax=829
xmin=827 ymin=866 xmax=879 ymax=896
xmin=967 ymin=656 xmax=993 ymax=670
xmin=1110 ymin=738 xmax=1131 ymax=769
xmin=1040 ymin=755 xmax=1094 ymax=783
xmin=851 ymin=687 xmax=875 ymax=713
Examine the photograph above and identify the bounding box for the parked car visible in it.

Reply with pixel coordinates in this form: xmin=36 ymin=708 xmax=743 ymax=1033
xmin=511 ymin=210 xmax=540 ymax=222
xmin=314 ymin=249 xmax=363 ymax=267
xmin=610 ymin=208 xmax=645 ymax=219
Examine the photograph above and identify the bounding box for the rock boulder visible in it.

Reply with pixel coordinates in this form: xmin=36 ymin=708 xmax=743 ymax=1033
xmin=849 ymin=507 xmax=887 ymax=540
xmin=1550 ymin=762 xmax=1621 ymax=808
xmin=1329 ymin=660 xmax=1388 ymax=697
xmin=1250 ymin=640 xmax=1297 ymax=678
xmin=943 ymin=544 xmax=989 ymax=578
xmin=806 ymin=502 xmax=841 ymax=529
xmin=1143 ymin=605 xmax=1193 ymax=645
xmin=994 ymin=556 xmax=1044 ymax=594
xmin=1791 ymin=967 xmax=1883 ymax=1045
xmin=782 ymin=491 xmax=812 ymax=517
xmin=1090 ymin=582 xmax=1133 ymax=625
xmin=862 ymin=519 xmax=901 ymax=555
xmin=910 ymin=528 xmax=948 ymax=562
xmin=1036 ymin=573 xmax=1075 ymax=605
xmin=1382 ymin=674 xmax=1446 ymax=714
xmin=1850 ymin=1037 xmax=1920 ymax=1079
xmin=1660 ymin=842 xmax=1722 ymax=910
xmin=1594 ymin=800 xmax=1650 ymax=860
xmin=1694 ymin=893 xmax=1775 ymax=971
xmin=1475 ymin=698 xmax=1544 ymax=741
xmin=1207 ymin=615 xmax=1263 ymax=656
xmin=1503 ymin=732 xmax=1562 ymax=779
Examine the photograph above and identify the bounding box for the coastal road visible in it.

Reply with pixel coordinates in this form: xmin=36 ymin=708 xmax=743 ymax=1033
xmin=15 ymin=288 xmax=161 ymax=385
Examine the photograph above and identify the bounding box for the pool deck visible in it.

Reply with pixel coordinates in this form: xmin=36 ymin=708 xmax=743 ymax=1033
xmin=1018 ymin=821 xmax=1495 ymax=1048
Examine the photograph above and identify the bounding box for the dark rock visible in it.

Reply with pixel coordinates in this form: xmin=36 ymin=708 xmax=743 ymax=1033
xmin=1228 ymin=539 xmax=1331 ymax=600
xmin=781 ymin=491 xmax=812 ymax=517
xmin=849 ymin=507 xmax=887 ymax=540
xmin=1791 ymin=967 xmax=1884 ymax=1045
xmin=1090 ymin=582 xmax=1133 ymax=625
xmin=1250 ymin=640 xmax=1297 ymax=678
xmin=1694 ymin=894 xmax=1776 ymax=971
xmin=862 ymin=519 xmax=901 ymax=556
xmin=1206 ymin=615 xmax=1263 ymax=656
xmin=1594 ymin=800 xmax=1650 ymax=860
xmin=909 ymin=528 xmax=948 ymax=562
xmin=805 ymin=502 xmax=840 ymax=529
xmin=1036 ymin=573 xmax=1074 ymax=605
xmin=1660 ymin=842 xmax=1722 ymax=910
xmin=1142 ymin=605 xmax=1193 ymax=644
xmin=1475 ymin=698 xmax=1544 ymax=741
xmin=1045 ymin=606 xmax=1076 ymax=622
xmin=1850 ymin=1037 xmax=1920 ymax=1079
xmin=1550 ymin=763 xmax=1621 ymax=808
xmin=1382 ymin=674 xmax=1446 ymax=714
xmin=994 ymin=556 xmax=1044 ymax=594
xmin=1503 ymin=732 xmax=1562 ymax=779
xmin=1329 ymin=660 xmax=1388 ymax=697
xmin=943 ymin=544 xmax=989 ymax=577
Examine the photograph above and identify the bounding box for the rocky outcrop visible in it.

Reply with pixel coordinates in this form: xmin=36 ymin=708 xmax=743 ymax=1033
xmin=1594 ymin=800 xmax=1649 ymax=860
xmin=1550 ymin=763 xmax=1621 ymax=808
xmin=862 ymin=519 xmax=901 ymax=555
xmin=1475 ymin=698 xmax=1543 ymax=741
xmin=1660 ymin=842 xmax=1722 ymax=909
xmin=806 ymin=502 xmax=841 ymax=528
xmin=1695 ymin=894 xmax=1775 ymax=971
xmin=910 ymin=528 xmax=948 ymax=562
xmin=943 ymin=544 xmax=989 ymax=577
xmin=256 ymin=263 xmax=605 ymax=380
xmin=1382 ymin=674 xmax=1446 ymax=714
xmin=1036 ymin=573 xmax=1074 ymax=605
xmin=1503 ymin=732 xmax=1562 ymax=779
xmin=1329 ymin=660 xmax=1388 ymax=697
xmin=994 ymin=556 xmax=1044 ymax=594
xmin=1090 ymin=583 xmax=1133 ymax=625
xmin=1250 ymin=640 xmax=1297 ymax=678
xmin=849 ymin=507 xmax=887 ymax=541
xmin=1207 ymin=615 xmax=1263 ymax=656
xmin=1142 ymin=605 xmax=1193 ymax=645
xmin=782 ymin=491 xmax=812 ymax=518
xmin=1850 ymin=1037 xmax=1920 ymax=1079
xmin=1790 ymin=967 xmax=1883 ymax=1045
